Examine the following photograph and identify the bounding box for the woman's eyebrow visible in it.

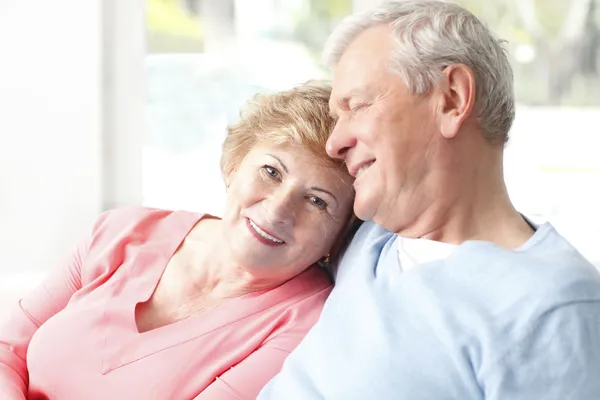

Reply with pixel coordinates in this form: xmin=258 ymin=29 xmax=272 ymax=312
xmin=267 ymin=153 xmax=339 ymax=205
xmin=266 ymin=154 xmax=288 ymax=173
xmin=310 ymin=187 xmax=338 ymax=205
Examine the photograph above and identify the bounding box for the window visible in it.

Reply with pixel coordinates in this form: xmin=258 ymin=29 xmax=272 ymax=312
xmin=143 ymin=0 xmax=351 ymax=215
xmin=143 ymin=0 xmax=600 ymax=265
xmin=455 ymin=0 xmax=600 ymax=264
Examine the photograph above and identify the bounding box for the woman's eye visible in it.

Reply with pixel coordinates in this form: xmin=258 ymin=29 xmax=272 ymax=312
xmin=308 ymin=196 xmax=327 ymax=209
xmin=262 ymin=165 xmax=281 ymax=180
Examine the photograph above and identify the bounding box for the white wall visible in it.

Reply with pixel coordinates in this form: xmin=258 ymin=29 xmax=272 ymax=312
xmin=102 ymin=0 xmax=145 ymax=210
xmin=0 ymin=1 xmax=103 ymax=271
xmin=0 ymin=0 xmax=145 ymax=319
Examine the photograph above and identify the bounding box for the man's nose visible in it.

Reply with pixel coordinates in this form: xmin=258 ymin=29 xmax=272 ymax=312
xmin=326 ymin=120 xmax=356 ymax=160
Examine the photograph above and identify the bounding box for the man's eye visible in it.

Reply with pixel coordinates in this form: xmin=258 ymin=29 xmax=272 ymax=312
xmin=350 ymin=103 xmax=366 ymax=112
xmin=308 ymin=196 xmax=327 ymax=209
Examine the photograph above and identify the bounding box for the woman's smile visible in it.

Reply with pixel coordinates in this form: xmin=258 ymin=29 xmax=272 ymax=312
xmin=246 ymin=218 xmax=285 ymax=246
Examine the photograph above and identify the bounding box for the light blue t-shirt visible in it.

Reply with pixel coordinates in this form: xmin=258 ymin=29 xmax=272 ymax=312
xmin=259 ymin=221 xmax=600 ymax=399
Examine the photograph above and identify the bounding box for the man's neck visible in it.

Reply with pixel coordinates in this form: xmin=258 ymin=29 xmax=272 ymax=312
xmin=396 ymin=146 xmax=534 ymax=249
xmin=408 ymin=193 xmax=534 ymax=249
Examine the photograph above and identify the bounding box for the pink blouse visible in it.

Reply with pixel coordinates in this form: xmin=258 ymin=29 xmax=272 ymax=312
xmin=0 ymin=207 xmax=332 ymax=399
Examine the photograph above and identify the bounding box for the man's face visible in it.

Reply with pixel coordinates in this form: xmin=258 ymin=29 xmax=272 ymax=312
xmin=327 ymin=25 xmax=443 ymax=233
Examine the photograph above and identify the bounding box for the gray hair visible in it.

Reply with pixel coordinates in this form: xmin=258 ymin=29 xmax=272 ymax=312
xmin=323 ymin=0 xmax=515 ymax=144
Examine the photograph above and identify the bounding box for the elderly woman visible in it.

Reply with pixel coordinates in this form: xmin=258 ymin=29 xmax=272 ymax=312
xmin=0 ymin=81 xmax=356 ymax=400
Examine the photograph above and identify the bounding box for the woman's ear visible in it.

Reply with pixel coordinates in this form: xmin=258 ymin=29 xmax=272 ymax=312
xmin=223 ymin=168 xmax=235 ymax=190
xmin=328 ymin=215 xmax=362 ymax=264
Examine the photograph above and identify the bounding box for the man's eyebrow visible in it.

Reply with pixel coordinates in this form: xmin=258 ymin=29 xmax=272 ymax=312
xmin=330 ymin=90 xmax=363 ymax=113
xmin=266 ymin=154 xmax=288 ymax=173
xmin=329 ymin=96 xmax=349 ymax=118
xmin=328 ymin=98 xmax=338 ymax=117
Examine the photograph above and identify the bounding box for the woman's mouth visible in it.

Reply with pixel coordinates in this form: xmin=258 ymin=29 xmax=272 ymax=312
xmin=247 ymin=219 xmax=285 ymax=246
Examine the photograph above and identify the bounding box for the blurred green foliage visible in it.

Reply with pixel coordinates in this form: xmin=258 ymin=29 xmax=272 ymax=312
xmin=456 ymin=0 xmax=600 ymax=105
xmin=147 ymin=0 xmax=203 ymax=53
xmin=147 ymin=0 xmax=599 ymax=105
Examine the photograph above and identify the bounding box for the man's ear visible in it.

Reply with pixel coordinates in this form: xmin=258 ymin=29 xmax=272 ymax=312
xmin=437 ymin=64 xmax=476 ymax=139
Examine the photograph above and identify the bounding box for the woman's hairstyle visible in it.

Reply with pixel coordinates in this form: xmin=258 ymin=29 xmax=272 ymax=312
xmin=220 ymin=80 xmax=361 ymax=266
xmin=221 ymin=80 xmax=342 ymax=177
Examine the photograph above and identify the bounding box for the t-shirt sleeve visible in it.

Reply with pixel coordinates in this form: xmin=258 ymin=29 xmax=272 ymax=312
xmin=482 ymin=301 xmax=600 ymax=400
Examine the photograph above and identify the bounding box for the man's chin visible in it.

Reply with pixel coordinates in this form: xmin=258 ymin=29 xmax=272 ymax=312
xmin=353 ymin=196 xmax=377 ymax=223
xmin=355 ymin=200 xmax=399 ymax=232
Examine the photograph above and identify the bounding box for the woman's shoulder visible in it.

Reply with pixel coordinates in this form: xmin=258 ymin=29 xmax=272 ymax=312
xmin=81 ymin=206 xmax=204 ymax=283
xmin=93 ymin=205 xmax=175 ymax=230
xmin=90 ymin=206 xmax=202 ymax=242
xmin=264 ymin=267 xmax=333 ymax=329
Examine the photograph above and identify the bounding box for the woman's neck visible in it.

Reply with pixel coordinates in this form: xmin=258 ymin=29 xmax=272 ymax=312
xmin=181 ymin=218 xmax=281 ymax=301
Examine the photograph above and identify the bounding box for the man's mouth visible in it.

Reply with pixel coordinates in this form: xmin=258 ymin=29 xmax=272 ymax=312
xmin=355 ymin=161 xmax=374 ymax=178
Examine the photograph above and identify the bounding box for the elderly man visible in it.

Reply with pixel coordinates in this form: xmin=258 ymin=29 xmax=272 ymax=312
xmin=258 ymin=1 xmax=600 ymax=399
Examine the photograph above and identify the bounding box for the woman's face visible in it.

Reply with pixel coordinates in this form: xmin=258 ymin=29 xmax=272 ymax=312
xmin=222 ymin=143 xmax=354 ymax=281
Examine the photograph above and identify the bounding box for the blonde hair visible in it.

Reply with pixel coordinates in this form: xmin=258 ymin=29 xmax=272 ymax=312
xmin=220 ymin=80 xmax=342 ymax=177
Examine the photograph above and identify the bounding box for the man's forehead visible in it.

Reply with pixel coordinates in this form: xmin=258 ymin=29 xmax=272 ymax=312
xmin=330 ymin=26 xmax=393 ymax=95
xmin=341 ymin=24 xmax=393 ymax=60
xmin=330 ymin=62 xmax=386 ymax=109
xmin=331 ymin=57 xmax=373 ymax=99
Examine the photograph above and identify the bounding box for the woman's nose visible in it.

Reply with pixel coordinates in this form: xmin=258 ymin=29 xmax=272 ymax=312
xmin=264 ymin=188 xmax=297 ymax=226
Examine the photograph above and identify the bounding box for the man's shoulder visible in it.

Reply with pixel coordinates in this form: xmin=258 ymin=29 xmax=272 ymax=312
xmin=332 ymin=221 xmax=397 ymax=277
xmin=347 ymin=221 xmax=395 ymax=251
xmin=437 ymin=224 xmax=600 ymax=344
xmin=496 ymin=223 xmax=600 ymax=300
xmin=449 ymin=223 xmax=599 ymax=290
